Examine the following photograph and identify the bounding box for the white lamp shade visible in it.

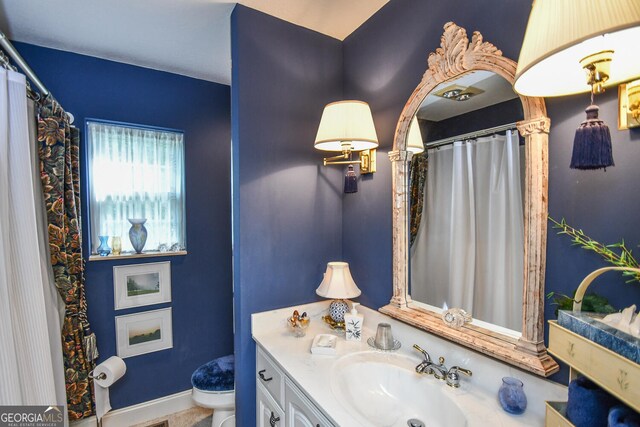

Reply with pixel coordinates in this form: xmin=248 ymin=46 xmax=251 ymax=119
xmin=315 ymin=262 xmax=361 ymax=299
xmin=407 ymin=116 xmax=424 ymax=154
xmin=314 ymin=100 xmax=379 ymax=152
xmin=514 ymin=0 xmax=640 ymax=97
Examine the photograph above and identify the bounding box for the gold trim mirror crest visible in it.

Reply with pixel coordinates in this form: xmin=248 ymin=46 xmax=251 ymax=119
xmin=381 ymin=22 xmax=559 ymax=376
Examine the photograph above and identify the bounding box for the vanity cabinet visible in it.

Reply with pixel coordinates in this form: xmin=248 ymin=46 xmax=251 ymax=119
xmin=285 ymin=377 xmax=333 ymax=427
xmin=256 ymin=346 xmax=334 ymax=427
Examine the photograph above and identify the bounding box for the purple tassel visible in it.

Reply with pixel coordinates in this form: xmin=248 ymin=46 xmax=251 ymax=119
xmin=344 ymin=165 xmax=358 ymax=193
xmin=570 ymin=105 xmax=614 ymax=170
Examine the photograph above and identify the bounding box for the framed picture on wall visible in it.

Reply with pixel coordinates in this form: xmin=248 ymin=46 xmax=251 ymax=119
xmin=115 ymin=308 xmax=173 ymax=358
xmin=113 ymin=261 xmax=171 ymax=310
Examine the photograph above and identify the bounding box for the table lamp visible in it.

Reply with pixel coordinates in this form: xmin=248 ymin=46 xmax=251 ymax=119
xmin=316 ymin=262 xmax=361 ymax=329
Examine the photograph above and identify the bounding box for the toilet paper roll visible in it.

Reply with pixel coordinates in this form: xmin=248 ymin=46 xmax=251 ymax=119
xmin=93 ymin=356 xmax=126 ymax=422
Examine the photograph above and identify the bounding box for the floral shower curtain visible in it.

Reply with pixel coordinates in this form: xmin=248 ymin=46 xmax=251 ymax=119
xmin=409 ymin=153 xmax=428 ymax=247
xmin=37 ymin=97 xmax=98 ymax=420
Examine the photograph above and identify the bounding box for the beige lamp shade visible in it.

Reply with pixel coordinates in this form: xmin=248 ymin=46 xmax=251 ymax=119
xmin=314 ymin=100 xmax=379 ymax=152
xmin=315 ymin=262 xmax=361 ymax=299
xmin=407 ymin=116 xmax=425 ymax=154
xmin=514 ymin=0 xmax=640 ymax=97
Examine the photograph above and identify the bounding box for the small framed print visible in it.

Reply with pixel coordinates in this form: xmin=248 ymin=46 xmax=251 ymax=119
xmin=113 ymin=262 xmax=171 ymax=310
xmin=116 ymin=308 xmax=173 ymax=358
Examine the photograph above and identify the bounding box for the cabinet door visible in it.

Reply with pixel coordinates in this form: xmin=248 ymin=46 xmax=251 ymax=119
xmin=285 ymin=379 xmax=333 ymax=427
xmin=257 ymin=383 xmax=285 ymax=427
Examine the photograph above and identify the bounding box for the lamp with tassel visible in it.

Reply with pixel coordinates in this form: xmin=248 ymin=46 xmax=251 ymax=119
xmin=314 ymin=100 xmax=379 ymax=192
xmin=513 ymin=0 xmax=640 ymax=170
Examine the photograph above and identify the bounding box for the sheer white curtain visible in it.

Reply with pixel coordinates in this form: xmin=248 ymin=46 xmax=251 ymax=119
xmin=0 ymin=69 xmax=66 ymax=410
xmin=88 ymin=122 xmax=185 ymax=253
xmin=411 ymin=130 xmax=523 ymax=331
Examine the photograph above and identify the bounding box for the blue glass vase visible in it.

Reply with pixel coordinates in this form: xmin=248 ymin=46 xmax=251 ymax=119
xmin=97 ymin=235 xmax=111 ymax=256
xmin=498 ymin=377 xmax=527 ymax=415
xmin=128 ymin=218 xmax=148 ymax=254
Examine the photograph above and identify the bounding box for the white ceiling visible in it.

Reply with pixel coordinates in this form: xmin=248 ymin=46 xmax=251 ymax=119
xmin=417 ymin=71 xmax=518 ymax=122
xmin=0 ymin=0 xmax=388 ymax=85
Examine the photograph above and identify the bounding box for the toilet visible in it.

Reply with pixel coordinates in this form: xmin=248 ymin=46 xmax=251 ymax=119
xmin=191 ymin=354 xmax=235 ymax=427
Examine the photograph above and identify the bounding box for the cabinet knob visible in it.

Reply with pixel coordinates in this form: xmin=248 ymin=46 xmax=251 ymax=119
xmin=269 ymin=411 xmax=280 ymax=426
xmin=259 ymin=369 xmax=273 ymax=382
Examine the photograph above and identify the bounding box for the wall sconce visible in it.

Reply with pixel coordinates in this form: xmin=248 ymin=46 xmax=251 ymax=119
xmin=619 ymin=79 xmax=640 ymax=130
xmin=315 ymin=262 xmax=361 ymax=330
xmin=314 ymin=100 xmax=379 ymax=193
xmin=514 ymin=0 xmax=640 ymax=171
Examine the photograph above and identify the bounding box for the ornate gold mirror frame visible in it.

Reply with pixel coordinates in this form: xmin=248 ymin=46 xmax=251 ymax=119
xmin=380 ymin=22 xmax=559 ymax=376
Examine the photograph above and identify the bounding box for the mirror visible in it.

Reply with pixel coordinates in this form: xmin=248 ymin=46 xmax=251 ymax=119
xmin=381 ymin=22 xmax=559 ymax=376
xmin=409 ymin=71 xmax=525 ymax=335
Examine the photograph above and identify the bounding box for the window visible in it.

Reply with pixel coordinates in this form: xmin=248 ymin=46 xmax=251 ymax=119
xmin=87 ymin=120 xmax=185 ymax=255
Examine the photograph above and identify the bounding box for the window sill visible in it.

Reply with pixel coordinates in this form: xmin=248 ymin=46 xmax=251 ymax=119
xmin=88 ymin=250 xmax=187 ymax=262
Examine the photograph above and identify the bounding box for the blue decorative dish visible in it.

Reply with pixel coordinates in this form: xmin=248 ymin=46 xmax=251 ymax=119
xmin=558 ymin=310 xmax=640 ymax=364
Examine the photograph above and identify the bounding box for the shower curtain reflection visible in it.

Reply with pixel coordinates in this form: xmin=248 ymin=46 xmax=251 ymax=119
xmin=410 ymin=130 xmax=524 ymax=331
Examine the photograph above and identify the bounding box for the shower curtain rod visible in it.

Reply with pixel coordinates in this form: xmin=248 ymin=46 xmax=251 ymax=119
xmin=0 ymin=30 xmax=50 ymax=98
xmin=425 ymin=122 xmax=518 ymax=149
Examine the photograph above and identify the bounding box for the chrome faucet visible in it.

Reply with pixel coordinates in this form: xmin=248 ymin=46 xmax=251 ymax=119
xmin=413 ymin=344 xmax=472 ymax=388
xmin=413 ymin=344 xmax=432 ymax=374
xmin=445 ymin=365 xmax=473 ymax=388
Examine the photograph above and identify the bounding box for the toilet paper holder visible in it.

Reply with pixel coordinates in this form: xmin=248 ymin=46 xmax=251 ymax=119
xmin=89 ymin=370 xmax=107 ymax=381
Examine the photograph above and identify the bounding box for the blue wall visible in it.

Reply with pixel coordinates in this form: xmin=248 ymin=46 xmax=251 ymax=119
xmin=14 ymin=42 xmax=233 ymax=408
xmin=342 ymin=0 xmax=640 ymax=381
xmin=231 ymin=6 xmax=344 ymax=426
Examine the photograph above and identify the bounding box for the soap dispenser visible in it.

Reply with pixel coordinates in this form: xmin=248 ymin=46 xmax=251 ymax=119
xmin=345 ymin=303 xmax=364 ymax=341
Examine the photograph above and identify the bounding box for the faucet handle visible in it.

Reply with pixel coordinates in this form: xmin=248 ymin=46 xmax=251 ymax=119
xmin=445 ymin=366 xmax=472 ymax=388
xmin=450 ymin=366 xmax=472 ymax=377
xmin=413 ymin=344 xmax=431 ymax=362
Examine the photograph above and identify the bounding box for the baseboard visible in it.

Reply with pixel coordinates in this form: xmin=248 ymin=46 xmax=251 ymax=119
xmin=70 ymin=389 xmax=195 ymax=427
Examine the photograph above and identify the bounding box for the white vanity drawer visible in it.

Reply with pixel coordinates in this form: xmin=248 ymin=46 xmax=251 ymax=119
xmin=257 ymin=346 xmax=285 ymax=407
xmin=285 ymin=378 xmax=334 ymax=427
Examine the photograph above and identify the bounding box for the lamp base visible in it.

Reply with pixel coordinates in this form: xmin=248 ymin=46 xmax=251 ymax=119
xmin=322 ymin=315 xmax=345 ymax=330
xmin=323 ymin=299 xmax=350 ymax=330
xmin=329 ymin=299 xmax=349 ymax=321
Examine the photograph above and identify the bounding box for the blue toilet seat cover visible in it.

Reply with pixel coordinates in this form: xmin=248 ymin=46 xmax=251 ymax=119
xmin=191 ymin=354 xmax=234 ymax=392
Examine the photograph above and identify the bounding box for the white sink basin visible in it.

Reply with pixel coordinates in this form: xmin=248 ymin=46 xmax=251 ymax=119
xmin=330 ymin=351 xmax=468 ymax=427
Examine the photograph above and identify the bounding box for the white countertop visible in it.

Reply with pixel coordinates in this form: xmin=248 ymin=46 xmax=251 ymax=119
xmin=252 ymin=301 xmax=567 ymax=427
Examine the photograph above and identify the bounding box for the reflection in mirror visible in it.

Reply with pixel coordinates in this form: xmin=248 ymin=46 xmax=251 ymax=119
xmin=408 ymin=70 xmax=526 ymax=333
xmin=406 ymin=117 xmax=425 ymax=154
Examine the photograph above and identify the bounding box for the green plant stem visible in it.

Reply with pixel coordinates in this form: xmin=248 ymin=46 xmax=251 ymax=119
xmin=549 ymin=216 xmax=640 ymax=283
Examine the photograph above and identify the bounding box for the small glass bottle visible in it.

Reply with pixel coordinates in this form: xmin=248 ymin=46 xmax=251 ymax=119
xmin=498 ymin=377 xmax=527 ymax=415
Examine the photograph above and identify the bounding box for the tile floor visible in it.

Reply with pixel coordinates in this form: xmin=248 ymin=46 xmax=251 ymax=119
xmin=131 ymin=407 xmax=212 ymax=427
